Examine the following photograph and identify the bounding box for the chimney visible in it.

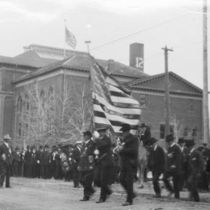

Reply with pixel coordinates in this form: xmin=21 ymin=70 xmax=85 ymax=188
xmin=129 ymin=43 xmax=144 ymax=72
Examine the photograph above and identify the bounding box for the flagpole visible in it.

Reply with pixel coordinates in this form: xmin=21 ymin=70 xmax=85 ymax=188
xmin=64 ymin=19 xmax=66 ymax=59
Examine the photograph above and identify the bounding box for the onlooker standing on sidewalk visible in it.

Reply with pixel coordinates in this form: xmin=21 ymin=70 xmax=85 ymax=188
xmin=185 ymin=139 xmax=205 ymax=202
xmin=163 ymin=134 xmax=182 ymax=199
xmin=0 ymin=134 xmax=13 ymax=188
xmin=12 ymin=146 xmax=21 ymax=177
xmin=71 ymin=141 xmax=82 ymax=188
xmin=147 ymin=137 xmax=165 ymax=198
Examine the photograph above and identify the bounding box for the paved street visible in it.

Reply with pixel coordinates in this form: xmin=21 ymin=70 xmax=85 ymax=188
xmin=0 ymin=177 xmax=210 ymax=210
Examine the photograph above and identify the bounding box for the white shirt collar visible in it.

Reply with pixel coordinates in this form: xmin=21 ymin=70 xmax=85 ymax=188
xmin=170 ymin=142 xmax=175 ymax=147
xmin=4 ymin=142 xmax=9 ymax=148
xmin=154 ymin=145 xmax=158 ymax=151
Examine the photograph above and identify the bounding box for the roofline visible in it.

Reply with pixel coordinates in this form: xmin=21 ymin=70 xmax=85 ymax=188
xmin=13 ymin=64 xmax=142 ymax=84
xmin=129 ymin=71 xmax=202 ymax=93
xmin=0 ymin=61 xmax=39 ymax=69
xmin=131 ymin=86 xmax=203 ymax=97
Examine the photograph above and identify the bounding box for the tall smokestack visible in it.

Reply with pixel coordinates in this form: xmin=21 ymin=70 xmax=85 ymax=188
xmin=129 ymin=43 xmax=144 ymax=72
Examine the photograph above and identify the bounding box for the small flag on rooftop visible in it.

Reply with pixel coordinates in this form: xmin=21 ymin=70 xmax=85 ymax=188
xmin=65 ymin=27 xmax=77 ymax=49
xmin=90 ymin=56 xmax=141 ymax=134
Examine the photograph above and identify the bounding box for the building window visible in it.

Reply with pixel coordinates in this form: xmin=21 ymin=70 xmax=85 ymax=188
xmin=17 ymin=96 xmax=23 ymax=112
xmin=160 ymin=123 xmax=174 ymax=139
xmin=25 ymin=95 xmax=30 ymax=111
xmin=139 ymin=95 xmax=147 ymax=107
xmin=40 ymin=90 xmax=45 ymax=108
xmin=18 ymin=123 xmax=22 ymax=137
xmin=48 ymin=87 xmax=54 ymax=110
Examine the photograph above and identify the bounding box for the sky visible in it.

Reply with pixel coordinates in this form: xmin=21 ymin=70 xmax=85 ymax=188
xmin=0 ymin=0 xmax=209 ymax=89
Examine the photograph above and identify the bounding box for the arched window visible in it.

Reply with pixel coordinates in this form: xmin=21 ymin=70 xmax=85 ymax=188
xmin=18 ymin=122 xmax=22 ymax=137
xmin=25 ymin=95 xmax=30 ymax=111
xmin=40 ymin=90 xmax=45 ymax=108
xmin=48 ymin=87 xmax=54 ymax=110
xmin=17 ymin=96 xmax=23 ymax=112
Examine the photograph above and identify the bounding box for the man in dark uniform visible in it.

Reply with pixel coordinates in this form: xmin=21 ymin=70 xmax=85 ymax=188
xmin=49 ymin=145 xmax=57 ymax=179
xmin=36 ymin=145 xmax=43 ymax=178
xmin=185 ymin=139 xmax=205 ymax=202
xmin=163 ymin=134 xmax=182 ymax=199
xmin=139 ymin=123 xmax=151 ymax=146
xmin=0 ymin=134 xmax=13 ymax=188
xmin=71 ymin=141 xmax=82 ymax=188
xmin=147 ymin=137 xmax=165 ymax=198
xmin=42 ymin=145 xmax=50 ymax=179
xmin=78 ymin=131 xmax=96 ymax=201
xmin=12 ymin=146 xmax=21 ymax=177
xmin=30 ymin=146 xmax=37 ymax=178
xmin=177 ymin=138 xmax=188 ymax=191
xmin=117 ymin=124 xmax=139 ymax=206
xmin=55 ymin=145 xmax=62 ymax=180
xmin=24 ymin=145 xmax=31 ymax=178
xmin=94 ymin=127 xmax=113 ymax=203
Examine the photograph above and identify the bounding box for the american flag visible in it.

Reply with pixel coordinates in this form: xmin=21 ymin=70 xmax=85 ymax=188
xmin=90 ymin=57 xmax=141 ymax=134
xmin=65 ymin=27 xmax=77 ymax=49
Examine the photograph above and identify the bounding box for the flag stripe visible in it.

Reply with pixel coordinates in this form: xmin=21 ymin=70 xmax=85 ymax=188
xmin=90 ymin=57 xmax=141 ymax=134
xmin=93 ymin=96 xmax=141 ymax=114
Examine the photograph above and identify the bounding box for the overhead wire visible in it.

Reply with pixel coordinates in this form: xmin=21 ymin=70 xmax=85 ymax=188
xmin=90 ymin=11 xmax=195 ymax=52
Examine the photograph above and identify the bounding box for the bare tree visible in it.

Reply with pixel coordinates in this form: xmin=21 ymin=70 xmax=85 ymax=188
xmin=170 ymin=114 xmax=185 ymax=142
xmin=18 ymin=77 xmax=93 ymax=147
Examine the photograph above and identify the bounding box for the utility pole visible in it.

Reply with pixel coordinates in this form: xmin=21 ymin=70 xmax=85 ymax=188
xmin=162 ymin=46 xmax=173 ymax=138
xmin=85 ymin=40 xmax=91 ymax=53
xmin=203 ymin=0 xmax=209 ymax=145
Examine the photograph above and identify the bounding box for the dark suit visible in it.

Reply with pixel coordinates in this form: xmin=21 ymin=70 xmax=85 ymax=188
xmin=78 ymin=139 xmax=96 ymax=199
xmin=0 ymin=143 xmax=13 ymax=187
xmin=140 ymin=126 xmax=151 ymax=146
xmin=71 ymin=146 xmax=81 ymax=187
xmin=187 ymin=149 xmax=205 ymax=201
xmin=42 ymin=150 xmax=50 ymax=179
xmin=119 ymin=133 xmax=139 ymax=204
xmin=12 ymin=151 xmax=21 ymax=177
xmin=95 ymin=135 xmax=114 ymax=201
xmin=163 ymin=143 xmax=182 ymax=198
xmin=24 ymin=149 xmax=31 ymax=177
xmin=148 ymin=145 xmax=165 ymax=196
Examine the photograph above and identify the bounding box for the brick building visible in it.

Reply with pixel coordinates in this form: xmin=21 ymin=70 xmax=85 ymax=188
xmin=0 ymin=44 xmax=203 ymax=147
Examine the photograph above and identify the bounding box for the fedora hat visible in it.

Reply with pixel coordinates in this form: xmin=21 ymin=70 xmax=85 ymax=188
xmin=4 ymin=134 xmax=11 ymax=140
xmin=149 ymin=137 xmax=158 ymax=145
xmin=165 ymin=134 xmax=175 ymax=142
xmin=140 ymin=123 xmax=146 ymax=128
xmin=83 ymin=131 xmax=92 ymax=137
xmin=119 ymin=124 xmax=131 ymax=132
xmin=185 ymin=139 xmax=195 ymax=147
xmin=178 ymin=138 xmax=185 ymax=144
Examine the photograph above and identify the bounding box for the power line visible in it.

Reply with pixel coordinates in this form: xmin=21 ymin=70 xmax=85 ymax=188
xmin=90 ymin=12 xmax=194 ymax=52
